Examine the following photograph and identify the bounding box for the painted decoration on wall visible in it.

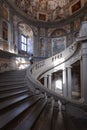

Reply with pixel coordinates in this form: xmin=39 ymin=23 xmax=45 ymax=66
xmin=40 ymin=28 xmax=45 ymax=36
xmin=67 ymin=33 xmax=72 ymax=46
xmin=71 ymin=1 xmax=81 ymax=13
xmin=73 ymin=31 xmax=79 ymax=41
xmin=48 ymin=28 xmax=55 ymax=37
xmin=14 ymin=0 xmax=70 ymax=21
xmin=0 ymin=3 xmax=9 ymax=20
xmin=51 ymin=29 xmax=66 ymax=37
xmin=74 ymin=18 xmax=81 ymax=31
xmin=40 ymin=37 xmax=45 ymax=56
xmin=63 ymin=24 xmax=71 ymax=33
xmin=84 ymin=0 xmax=87 ymax=4
xmin=2 ymin=21 xmax=8 ymax=41
xmin=52 ymin=36 xmax=66 ymax=55
xmin=39 ymin=13 xmax=46 ymax=21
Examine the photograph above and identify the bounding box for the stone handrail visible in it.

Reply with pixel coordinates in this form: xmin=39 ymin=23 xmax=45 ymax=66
xmin=31 ymin=41 xmax=77 ymax=79
xmin=27 ymin=40 xmax=87 ymax=115
xmin=27 ymin=41 xmax=78 ymax=102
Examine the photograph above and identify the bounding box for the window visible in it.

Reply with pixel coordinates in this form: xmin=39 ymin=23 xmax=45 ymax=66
xmin=20 ymin=35 xmax=33 ymax=54
xmin=21 ymin=35 xmax=27 ymax=51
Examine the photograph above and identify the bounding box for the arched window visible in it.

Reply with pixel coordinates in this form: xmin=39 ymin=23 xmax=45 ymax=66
xmin=18 ymin=23 xmax=34 ymax=55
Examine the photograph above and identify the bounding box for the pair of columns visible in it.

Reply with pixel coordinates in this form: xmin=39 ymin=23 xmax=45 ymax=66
xmin=44 ymin=66 xmax=72 ymax=99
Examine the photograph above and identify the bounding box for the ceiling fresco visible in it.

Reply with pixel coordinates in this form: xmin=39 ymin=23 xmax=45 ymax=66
xmin=10 ymin=0 xmax=86 ymax=22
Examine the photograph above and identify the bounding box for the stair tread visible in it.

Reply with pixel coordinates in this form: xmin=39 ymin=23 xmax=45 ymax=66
xmin=0 ymin=89 xmax=29 ymax=99
xmin=0 ymin=93 xmax=33 ymax=110
xmin=0 ymin=81 xmax=27 ymax=86
xmin=0 ymin=85 xmax=27 ymax=91
xmin=32 ymin=102 xmax=53 ymax=130
xmin=0 ymin=79 xmax=25 ymax=82
xmin=0 ymin=96 xmax=41 ymax=129
xmin=14 ymin=99 xmax=47 ymax=130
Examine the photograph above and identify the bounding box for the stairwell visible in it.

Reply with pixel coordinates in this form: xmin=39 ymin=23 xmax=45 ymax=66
xmin=0 ymin=69 xmax=87 ymax=130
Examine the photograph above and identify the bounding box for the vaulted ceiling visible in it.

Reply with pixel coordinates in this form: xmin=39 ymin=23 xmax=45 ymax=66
xmin=7 ymin=0 xmax=87 ymax=23
xmin=12 ymin=0 xmax=70 ymax=21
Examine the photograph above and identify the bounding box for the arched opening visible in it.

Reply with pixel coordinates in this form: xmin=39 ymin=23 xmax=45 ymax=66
xmin=51 ymin=29 xmax=67 ymax=55
xmin=18 ymin=23 xmax=34 ymax=56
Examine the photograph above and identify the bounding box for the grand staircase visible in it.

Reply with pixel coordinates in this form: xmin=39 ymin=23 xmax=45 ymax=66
xmin=0 ymin=69 xmax=87 ymax=130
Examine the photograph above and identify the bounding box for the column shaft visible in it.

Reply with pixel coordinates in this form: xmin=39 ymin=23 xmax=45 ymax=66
xmin=67 ymin=66 xmax=72 ymax=99
xmin=62 ymin=69 xmax=67 ymax=97
xmin=48 ymin=74 xmax=52 ymax=90
xmin=44 ymin=76 xmax=47 ymax=88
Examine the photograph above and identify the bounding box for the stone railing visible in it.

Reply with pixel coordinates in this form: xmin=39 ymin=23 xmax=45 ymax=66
xmin=27 ymin=41 xmax=78 ymax=103
xmin=31 ymin=41 xmax=78 ymax=79
xmin=27 ymin=41 xmax=87 ymax=116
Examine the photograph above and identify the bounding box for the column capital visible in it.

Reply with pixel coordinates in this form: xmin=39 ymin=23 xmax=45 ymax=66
xmin=66 ymin=66 xmax=72 ymax=69
xmin=63 ymin=68 xmax=67 ymax=71
xmin=47 ymin=73 xmax=52 ymax=76
xmin=44 ymin=75 xmax=48 ymax=78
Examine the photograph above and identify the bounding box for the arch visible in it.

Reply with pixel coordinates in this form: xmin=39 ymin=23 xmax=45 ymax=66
xmin=17 ymin=22 xmax=34 ymax=55
xmin=51 ymin=28 xmax=67 ymax=55
xmin=51 ymin=28 xmax=67 ymax=38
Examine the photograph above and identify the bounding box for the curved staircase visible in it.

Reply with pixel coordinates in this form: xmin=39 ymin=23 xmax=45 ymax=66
xmin=0 ymin=69 xmax=87 ymax=130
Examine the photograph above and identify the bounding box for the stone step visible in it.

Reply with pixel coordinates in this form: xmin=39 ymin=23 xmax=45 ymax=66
xmin=0 ymin=93 xmax=33 ymax=110
xmin=0 ymin=89 xmax=29 ymax=99
xmin=0 ymin=78 xmax=26 ymax=82
xmin=0 ymin=84 xmax=28 ymax=91
xmin=0 ymin=86 xmax=28 ymax=94
xmin=32 ymin=101 xmax=53 ymax=130
xmin=13 ymin=99 xmax=47 ymax=130
xmin=0 ymin=96 xmax=41 ymax=129
xmin=0 ymin=91 xmax=31 ymax=103
xmin=0 ymin=81 xmax=27 ymax=86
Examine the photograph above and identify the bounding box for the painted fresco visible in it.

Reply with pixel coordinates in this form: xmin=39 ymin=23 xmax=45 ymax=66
xmin=0 ymin=3 xmax=9 ymax=20
xmin=63 ymin=24 xmax=71 ymax=33
xmin=40 ymin=37 xmax=45 ymax=56
xmin=51 ymin=29 xmax=66 ymax=37
xmin=14 ymin=0 xmax=70 ymax=21
xmin=74 ymin=19 xmax=81 ymax=31
xmin=52 ymin=36 xmax=66 ymax=55
xmin=40 ymin=28 xmax=45 ymax=36
xmin=2 ymin=21 xmax=8 ymax=41
xmin=71 ymin=1 xmax=81 ymax=13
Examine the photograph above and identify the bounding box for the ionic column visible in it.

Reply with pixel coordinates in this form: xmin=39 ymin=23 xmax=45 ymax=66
xmin=44 ymin=75 xmax=48 ymax=88
xmin=67 ymin=66 xmax=72 ymax=99
xmin=48 ymin=74 xmax=52 ymax=90
xmin=62 ymin=68 xmax=67 ymax=98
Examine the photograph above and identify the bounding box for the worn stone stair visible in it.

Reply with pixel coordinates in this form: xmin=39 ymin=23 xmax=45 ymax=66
xmin=0 ymin=69 xmax=87 ymax=130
